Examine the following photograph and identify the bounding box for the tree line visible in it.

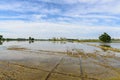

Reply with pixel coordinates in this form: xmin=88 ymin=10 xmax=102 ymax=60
xmin=0 ymin=35 xmax=34 ymax=42
xmin=0 ymin=32 xmax=112 ymax=43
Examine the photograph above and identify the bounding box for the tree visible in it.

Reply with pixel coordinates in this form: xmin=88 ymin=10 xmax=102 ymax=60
xmin=29 ymin=37 xmax=34 ymax=41
xmin=99 ymin=32 xmax=111 ymax=42
xmin=29 ymin=37 xmax=32 ymax=40
xmin=0 ymin=35 xmax=3 ymax=40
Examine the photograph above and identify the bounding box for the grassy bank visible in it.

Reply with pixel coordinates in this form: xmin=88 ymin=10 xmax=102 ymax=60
xmin=88 ymin=44 xmax=120 ymax=52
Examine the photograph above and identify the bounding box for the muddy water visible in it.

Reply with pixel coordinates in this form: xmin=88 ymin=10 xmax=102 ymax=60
xmin=0 ymin=41 xmax=120 ymax=80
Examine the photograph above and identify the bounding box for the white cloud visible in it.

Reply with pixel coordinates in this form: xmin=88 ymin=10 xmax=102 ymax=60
xmin=39 ymin=0 xmax=116 ymax=4
xmin=0 ymin=1 xmax=61 ymax=14
xmin=0 ymin=15 xmax=25 ymax=19
xmin=0 ymin=0 xmax=119 ymax=20
xmin=0 ymin=21 xmax=120 ymax=39
xmin=63 ymin=14 xmax=119 ymax=19
xmin=0 ymin=0 xmax=120 ymax=39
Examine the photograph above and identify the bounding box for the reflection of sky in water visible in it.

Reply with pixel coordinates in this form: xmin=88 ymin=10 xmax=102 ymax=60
xmin=110 ymin=43 xmax=120 ymax=49
xmin=1 ymin=41 xmax=101 ymax=53
xmin=0 ymin=41 xmax=120 ymax=60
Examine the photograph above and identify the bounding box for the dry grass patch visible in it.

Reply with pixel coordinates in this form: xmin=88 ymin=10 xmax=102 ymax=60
xmin=7 ymin=46 xmax=29 ymax=51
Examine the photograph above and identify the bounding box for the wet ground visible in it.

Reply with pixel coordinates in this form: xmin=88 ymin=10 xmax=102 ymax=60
xmin=0 ymin=41 xmax=120 ymax=80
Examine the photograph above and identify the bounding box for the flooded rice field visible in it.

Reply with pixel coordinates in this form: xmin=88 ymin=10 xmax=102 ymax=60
xmin=0 ymin=41 xmax=120 ymax=80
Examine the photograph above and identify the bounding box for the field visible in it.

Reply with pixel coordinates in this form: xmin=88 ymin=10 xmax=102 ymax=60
xmin=0 ymin=41 xmax=120 ymax=80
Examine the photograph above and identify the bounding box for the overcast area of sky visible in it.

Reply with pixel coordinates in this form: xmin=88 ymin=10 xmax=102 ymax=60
xmin=0 ymin=0 xmax=120 ymax=39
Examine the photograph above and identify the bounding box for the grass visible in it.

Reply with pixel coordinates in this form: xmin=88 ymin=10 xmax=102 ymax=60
xmin=88 ymin=44 xmax=120 ymax=52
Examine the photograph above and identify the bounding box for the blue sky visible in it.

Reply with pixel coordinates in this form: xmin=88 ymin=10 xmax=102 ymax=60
xmin=0 ymin=0 xmax=120 ymax=39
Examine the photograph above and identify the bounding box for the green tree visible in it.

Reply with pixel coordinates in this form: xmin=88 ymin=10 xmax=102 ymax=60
xmin=99 ymin=32 xmax=111 ymax=42
xmin=0 ymin=35 xmax=3 ymax=40
xmin=29 ymin=37 xmax=34 ymax=41
xmin=29 ymin=37 xmax=32 ymax=40
xmin=52 ymin=37 xmax=57 ymax=41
